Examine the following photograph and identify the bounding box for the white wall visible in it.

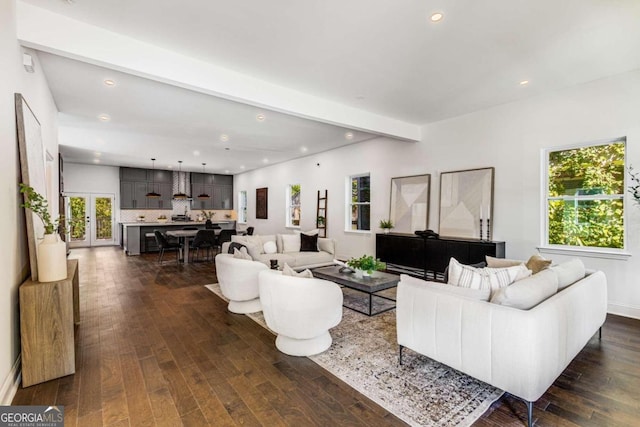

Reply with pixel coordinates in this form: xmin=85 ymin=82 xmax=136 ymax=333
xmin=0 ymin=0 xmax=59 ymax=404
xmin=235 ymin=69 xmax=640 ymax=319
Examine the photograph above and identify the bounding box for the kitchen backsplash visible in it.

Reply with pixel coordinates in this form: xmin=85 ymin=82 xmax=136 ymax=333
xmin=120 ymin=205 xmax=237 ymax=223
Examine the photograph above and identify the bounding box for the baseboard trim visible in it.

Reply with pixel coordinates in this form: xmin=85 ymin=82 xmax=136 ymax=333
xmin=0 ymin=355 xmax=21 ymax=405
xmin=608 ymin=303 xmax=640 ymax=320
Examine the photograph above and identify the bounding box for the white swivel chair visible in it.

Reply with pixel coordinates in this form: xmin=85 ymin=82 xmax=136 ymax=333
xmin=258 ymin=269 xmax=343 ymax=356
xmin=215 ymin=253 xmax=268 ymax=314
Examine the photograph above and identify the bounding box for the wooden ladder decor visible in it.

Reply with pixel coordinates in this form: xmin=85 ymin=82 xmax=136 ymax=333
xmin=316 ymin=189 xmax=328 ymax=237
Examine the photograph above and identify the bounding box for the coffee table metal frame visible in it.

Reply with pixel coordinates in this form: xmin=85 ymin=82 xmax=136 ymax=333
xmin=312 ymin=266 xmax=400 ymax=316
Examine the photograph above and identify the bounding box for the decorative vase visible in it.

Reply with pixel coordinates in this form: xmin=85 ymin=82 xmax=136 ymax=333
xmin=383 ymin=228 xmax=390 ymax=234
xmin=205 ymin=219 xmax=213 ymax=229
xmin=355 ymin=269 xmax=371 ymax=278
xmin=37 ymin=233 xmax=67 ymax=282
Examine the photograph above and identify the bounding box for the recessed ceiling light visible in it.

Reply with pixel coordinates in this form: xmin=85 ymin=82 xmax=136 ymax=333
xmin=300 ymin=146 xmax=308 ymax=153
xmin=345 ymin=132 xmax=354 ymax=140
xmin=256 ymin=113 xmax=266 ymax=122
xmin=263 ymin=158 xmax=269 ymax=164
xmin=430 ymin=12 xmax=444 ymax=22
xmin=220 ymin=134 xmax=229 ymax=142
xmin=225 ymin=169 xmax=230 ymax=174
xmin=167 ymin=165 xmax=173 ymax=169
xmin=103 ymin=79 xmax=115 ymax=86
xmin=93 ymin=158 xmax=100 ymax=163
xmin=240 ymin=165 xmax=245 ymax=170
xmin=94 ymin=152 xmax=102 ymax=157
xmin=98 ymin=114 xmax=111 ymax=122
xmin=520 ymin=80 xmax=530 ymax=86
xmin=193 ymin=150 xmax=200 ymax=156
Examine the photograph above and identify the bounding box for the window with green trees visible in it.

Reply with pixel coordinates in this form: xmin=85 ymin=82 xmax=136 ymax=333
xmin=346 ymin=174 xmax=370 ymax=231
xmin=286 ymin=184 xmax=301 ymax=227
xmin=546 ymin=138 xmax=626 ymax=249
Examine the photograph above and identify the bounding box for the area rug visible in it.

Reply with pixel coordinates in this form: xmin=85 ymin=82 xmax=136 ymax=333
xmin=205 ymin=283 xmax=503 ymax=427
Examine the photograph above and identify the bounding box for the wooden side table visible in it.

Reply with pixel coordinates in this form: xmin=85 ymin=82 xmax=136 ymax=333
xmin=19 ymin=259 xmax=79 ymax=387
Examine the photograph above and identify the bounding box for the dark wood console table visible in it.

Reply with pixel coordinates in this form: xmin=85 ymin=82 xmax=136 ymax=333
xmin=376 ymin=233 xmax=505 ymax=280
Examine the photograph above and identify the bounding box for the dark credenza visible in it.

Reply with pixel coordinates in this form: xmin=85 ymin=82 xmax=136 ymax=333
xmin=376 ymin=233 xmax=505 ymax=279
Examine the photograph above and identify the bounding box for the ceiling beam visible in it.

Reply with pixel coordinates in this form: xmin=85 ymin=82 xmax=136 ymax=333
xmin=17 ymin=2 xmax=421 ymax=142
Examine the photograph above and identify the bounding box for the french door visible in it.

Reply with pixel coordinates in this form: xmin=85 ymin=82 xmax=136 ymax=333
xmin=66 ymin=193 xmax=116 ymax=247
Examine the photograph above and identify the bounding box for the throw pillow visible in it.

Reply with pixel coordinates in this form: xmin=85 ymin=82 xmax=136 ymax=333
xmin=232 ymin=247 xmax=253 ymax=261
xmin=227 ymin=242 xmax=247 ymax=254
xmin=485 ymin=256 xmax=521 ymax=268
xmin=318 ymin=238 xmax=335 ymax=255
xmin=490 ymin=269 xmax=559 ymax=309
xmin=300 ymin=233 xmax=319 ymax=252
xmin=281 ymin=234 xmax=301 ymax=253
xmin=526 ymin=254 xmax=552 ymax=274
xmin=447 ymin=258 xmax=525 ymax=295
xmin=263 ymin=240 xmax=277 ymax=254
xmin=400 ymin=274 xmax=490 ymax=301
xmin=282 ymin=263 xmax=314 ymax=278
xmin=549 ymin=258 xmax=585 ymax=290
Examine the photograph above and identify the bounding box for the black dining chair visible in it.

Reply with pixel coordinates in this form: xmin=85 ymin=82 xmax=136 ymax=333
xmin=154 ymin=230 xmax=183 ymax=264
xmin=190 ymin=229 xmax=217 ymax=262
xmin=215 ymin=229 xmax=236 ymax=253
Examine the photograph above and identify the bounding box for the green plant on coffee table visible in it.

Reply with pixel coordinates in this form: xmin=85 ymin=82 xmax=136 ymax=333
xmin=379 ymin=219 xmax=394 ymax=229
xmin=19 ymin=183 xmax=63 ymax=235
xmin=347 ymin=255 xmax=386 ymax=274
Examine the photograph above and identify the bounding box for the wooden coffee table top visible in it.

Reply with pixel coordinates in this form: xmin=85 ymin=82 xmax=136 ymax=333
xmin=312 ymin=265 xmax=399 ymax=293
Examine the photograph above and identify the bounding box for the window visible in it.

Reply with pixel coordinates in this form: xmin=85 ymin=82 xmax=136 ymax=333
xmin=545 ymin=138 xmax=626 ymax=249
xmin=286 ymin=184 xmax=301 ymax=227
xmin=346 ymin=174 xmax=370 ymax=231
xmin=238 ymin=190 xmax=247 ymax=223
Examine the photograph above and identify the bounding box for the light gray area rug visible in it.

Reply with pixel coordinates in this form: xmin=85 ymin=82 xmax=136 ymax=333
xmin=205 ymin=283 xmax=503 ymax=427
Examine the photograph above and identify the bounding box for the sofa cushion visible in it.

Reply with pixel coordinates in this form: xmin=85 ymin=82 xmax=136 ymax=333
xmin=318 ymin=238 xmax=335 ymax=255
xmin=233 ymin=247 xmax=253 ymax=261
xmin=282 ymin=263 xmax=314 ymax=278
xmin=282 ymin=234 xmax=301 ymax=253
xmin=549 ymin=258 xmax=586 ymax=290
xmin=300 ymin=233 xmax=319 ymax=252
xmin=401 ymin=274 xmax=490 ymax=301
xmin=490 ymin=269 xmax=559 ymax=309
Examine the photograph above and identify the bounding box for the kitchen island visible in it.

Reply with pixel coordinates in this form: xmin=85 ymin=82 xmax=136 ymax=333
xmin=120 ymin=221 xmax=234 ymax=255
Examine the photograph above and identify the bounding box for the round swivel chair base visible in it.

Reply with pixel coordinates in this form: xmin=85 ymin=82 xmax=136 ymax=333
xmin=275 ymin=331 xmax=332 ymax=356
xmin=228 ymin=298 xmax=262 ymax=314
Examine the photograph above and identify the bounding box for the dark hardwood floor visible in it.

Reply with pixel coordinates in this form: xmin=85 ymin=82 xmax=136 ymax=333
xmin=12 ymin=247 xmax=640 ymax=427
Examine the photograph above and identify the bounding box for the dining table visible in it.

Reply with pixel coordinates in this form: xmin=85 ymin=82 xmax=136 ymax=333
xmin=165 ymin=229 xmax=199 ymax=264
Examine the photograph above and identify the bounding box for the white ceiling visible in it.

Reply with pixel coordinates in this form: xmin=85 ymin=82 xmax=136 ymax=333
xmin=19 ymin=0 xmax=640 ymax=171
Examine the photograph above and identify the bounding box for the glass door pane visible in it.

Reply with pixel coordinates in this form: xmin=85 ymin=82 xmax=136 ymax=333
xmin=67 ymin=195 xmax=89 ymax=247
xmin=92 ymin=195 xmax=115 ymax=245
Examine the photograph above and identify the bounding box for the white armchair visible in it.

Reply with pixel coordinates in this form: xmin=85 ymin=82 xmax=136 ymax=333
xmin=258 ymin=269 xmax=343 ymax=356
xmin=215 ymin=253 xmax=268 ymax=314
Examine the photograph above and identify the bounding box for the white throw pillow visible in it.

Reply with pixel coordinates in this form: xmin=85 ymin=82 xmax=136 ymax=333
xmin=491 ymin=269 xmax=559 ymax=309
xmin=281 ymin=234 xmax=301 ymax=253
xmin=282 ymin=263 xmax=313 ymax=278
xmin=233 ymin=247 xmax=253 ymax=261
xmin=400 ymin=274 xmax=490 ymax=301
xmin=263 ymin=240 xmax=277 ymax=254
xmin=447 ymin=258 xmax=525 ymax=294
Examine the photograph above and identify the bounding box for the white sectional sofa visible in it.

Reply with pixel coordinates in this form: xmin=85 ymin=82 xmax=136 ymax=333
xmin=221 ymin=233 xmax=336 ymax=270
xmin=396 ymin=260 xmax=607 ymax=426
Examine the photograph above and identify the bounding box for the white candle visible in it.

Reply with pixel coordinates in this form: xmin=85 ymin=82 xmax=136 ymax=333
xmin=487 ymin=206 xmax=490 ymax=221
xmin=480 ymin=206 xmax=483 ymax=221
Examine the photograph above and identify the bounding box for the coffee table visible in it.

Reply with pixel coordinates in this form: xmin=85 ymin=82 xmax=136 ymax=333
xmin=312 ymin=266 xmax=399 ymax=316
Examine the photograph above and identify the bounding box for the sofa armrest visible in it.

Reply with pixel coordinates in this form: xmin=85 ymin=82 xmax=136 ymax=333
xmin=318 ymin=238 xmax=336 ymax=255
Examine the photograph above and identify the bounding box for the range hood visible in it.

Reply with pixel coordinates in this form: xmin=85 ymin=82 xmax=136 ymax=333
xmin=172 ymin=171 xmax=191 ymax=200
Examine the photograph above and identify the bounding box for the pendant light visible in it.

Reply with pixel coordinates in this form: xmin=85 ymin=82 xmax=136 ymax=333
xmin=145 ymin=158 xmax=161 ymax=198
xmin=172 ymin=160 xmax=189 ymax=199
xmin=197 ymin=163 xmax=211 ymax=199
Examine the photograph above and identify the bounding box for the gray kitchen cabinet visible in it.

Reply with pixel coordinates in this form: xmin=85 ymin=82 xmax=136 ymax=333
xmin=214 ymin=185 xmax=233 ymax=209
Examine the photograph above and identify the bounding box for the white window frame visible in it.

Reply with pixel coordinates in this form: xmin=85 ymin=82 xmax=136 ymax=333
xmin=286 ymin=184 xmax=301 ymax=228
xmin=237 ymin=190 xmax=247 ymax=224
xmin=539 ymin=137 xmax=630 ymax=260
xmin=345 ymin=173 xmax=371 ymax=233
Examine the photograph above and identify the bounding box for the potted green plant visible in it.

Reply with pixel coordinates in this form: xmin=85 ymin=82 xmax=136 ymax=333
xmin=19 ymin=183 xmax=67 ymax=282
xmin=347 ymin=254 xmax=386 ymax=277
xmin=317 ymin=215 xmax=325 ymax=226
xmin=379 ymin=219 xmax=394 ymax=234
xmin=201 ymin=210 xmax=215 ymax=227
